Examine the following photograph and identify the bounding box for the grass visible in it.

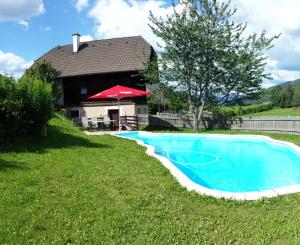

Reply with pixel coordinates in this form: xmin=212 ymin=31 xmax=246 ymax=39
xmin=243 ymin=107 xmax=300 ymax=117
xmin=221 ymin=103 xmax=300 ymax=117
xmin=1 ymin=114 xmax=300 ymax=243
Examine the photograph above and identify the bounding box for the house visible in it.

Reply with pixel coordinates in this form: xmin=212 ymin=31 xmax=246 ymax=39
xmin=38 ymin=34 xmax=156 ymax=120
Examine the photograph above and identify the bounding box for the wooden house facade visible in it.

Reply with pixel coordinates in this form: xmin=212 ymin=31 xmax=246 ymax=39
xmin=38 ymin=34 xmax=155 ymax=120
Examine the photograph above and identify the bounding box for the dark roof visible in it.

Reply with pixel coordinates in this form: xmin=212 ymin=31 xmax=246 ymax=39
xmin=38 ymin=36 xmax=153 ymax=78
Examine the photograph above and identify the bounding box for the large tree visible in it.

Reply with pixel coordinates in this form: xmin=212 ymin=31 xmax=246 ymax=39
xmin=149 ymin=0 xmax=279 ymax=130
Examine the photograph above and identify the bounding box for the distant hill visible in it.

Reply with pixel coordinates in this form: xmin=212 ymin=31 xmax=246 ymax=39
xmin=267 ymin=78 xmax=300 ymax=90
xmin=148 ymin=79 xmax=300 ymax=107
xmin=247 ymin=78 xmax=300 ymax=105
xmin=233 ymin=79 xmax=300 ymax=105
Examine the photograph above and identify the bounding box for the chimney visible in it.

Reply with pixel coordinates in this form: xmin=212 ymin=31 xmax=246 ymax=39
xmin=72 ymin=33 xmax=81 ymax=53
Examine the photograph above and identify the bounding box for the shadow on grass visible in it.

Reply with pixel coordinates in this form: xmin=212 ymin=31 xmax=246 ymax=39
xmin=0 ymin=159 xmax=29 ymax=172
xmin=0 ymin=124 xmax=109 ymax=154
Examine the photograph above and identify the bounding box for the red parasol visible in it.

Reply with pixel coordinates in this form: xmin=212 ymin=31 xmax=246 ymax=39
xmin=88 ymin=85 xmax=152 ymax=130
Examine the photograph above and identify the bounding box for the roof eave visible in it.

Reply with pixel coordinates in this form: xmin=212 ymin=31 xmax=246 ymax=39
xmin=57 ymin=69 xmax=143 ymax=79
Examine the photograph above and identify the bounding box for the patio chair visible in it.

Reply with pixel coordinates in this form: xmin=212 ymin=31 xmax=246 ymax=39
xmin=103 ymin=115 xmax=112 ymax=131
xmin=97 ymin=117 xmax=105 ymax=131
xmin=81 ymin=117 xmax=89 ymax=130
xmin=87 ymin=118 xmax=97 ymax=131
xmin=91 ymin=117 xmax=98 ymax=130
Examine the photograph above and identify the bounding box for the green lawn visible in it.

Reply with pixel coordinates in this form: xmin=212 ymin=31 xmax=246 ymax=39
xmin=1 ymin=115 xmax=300 ymax=244
xmin=243 ymin=107 xmax=300 ymax=117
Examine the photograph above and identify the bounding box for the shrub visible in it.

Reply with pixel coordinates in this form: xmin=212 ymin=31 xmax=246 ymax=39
xmin=219 ymin=103 xmax=273 ymax=118
xmin=25 ymin=60 xmax=60 ymax=105
xmin=0 ymin=75 xmax=54 ymax=138
xmin=238 ymin=103 xmax=273 ymax=115
xmin=0 ymin=76 xmax=22 ymax=138
xmin=17 ymin=76 xmax=53 ymax=136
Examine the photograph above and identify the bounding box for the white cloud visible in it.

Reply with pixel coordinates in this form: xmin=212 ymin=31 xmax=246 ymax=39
xmin=262 ymin=69 xmax=300 ymax=88
xmin=17 ymin=20 xmax=29 ymax=30
xmin=80 ymin=34 xmax=93 ymax=42
xmin=261 ymin=81 xmax=277 ymax=89
xmin=41 ymin=26 xmax=52 ymax=31
xmin=73 ymin=0 xmax=89 ymax=12
xmin=87 ymin=0 xmax=300 ymax=85
xmin=0 ymin=50 xmax=33 ymax=78
xmin=231 ymin=0 xmax=300 ymax=85
xmin=0 ymin=0 xmax=45 ymax=22
xmin=88 ymin=0 xmax=181 ymax=51
xmin=271 ymin=70 xmax=300 ymax=83
xmin=231 ymin=0 xmax=300 ymax=36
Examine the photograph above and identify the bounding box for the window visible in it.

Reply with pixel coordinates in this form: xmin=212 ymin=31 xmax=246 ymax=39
xmin=70 ymin=110 xmax=79 ymax=118
xmin=137 ymin=108 xmax=141 ymax=114
xmin=144 ymin=108 xmax=147 ymax=114
xmin=80 ymin=87 xmax=87 ymax=95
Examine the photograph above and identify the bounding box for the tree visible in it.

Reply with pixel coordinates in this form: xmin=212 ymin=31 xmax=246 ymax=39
xmin=147 ymin=94 xmax=159 ymax=114
xmin=269 ymin=86 xmax=282 ymax=106
xmin=149 ymin=0 xmax=279 ymax=130
xmin=25 ymin=60 xmax=60 ymax=104
xmin=17 ymin=76 xmax=53 ymax=136
xmin=280 ymin=84 xmax=294 ymax=108
xmin=292 ymin=84 xmax=300 ymax=106
xmin=0 ymin=76 xmax=22 ymax=139
xmin=0 ymin=75 xmax=53 ymax=139
xmin=139 ymin=55 xmax=160 ymax=85
xmin=138 ymin=54 xmax=165 ymax=114
xmin=161 ymin=84 xmax=189 ymax=113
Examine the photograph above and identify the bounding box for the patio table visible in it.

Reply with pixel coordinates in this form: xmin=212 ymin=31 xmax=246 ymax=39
xmin=97 ymin=119 xmax=117 ymax=131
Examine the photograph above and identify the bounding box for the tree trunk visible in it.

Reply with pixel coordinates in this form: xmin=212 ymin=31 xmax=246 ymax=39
xmin=198 ymin=100 xmax=205 ymax=121
xmin=198 ymin=100 xmax=206 ymax=129
xmin=191 ymin=100 xmax=205 ymax=131
xmin=192 ymin=110 xmax=199 ymax=131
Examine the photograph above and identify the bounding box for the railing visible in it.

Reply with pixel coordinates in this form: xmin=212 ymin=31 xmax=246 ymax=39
xmin=138 ymin=115 xmax=300 ymax=134
xmin=138 ymin=115 xmax=195 ymax=129
xmin=120 ymin=116 xmax=139 ymax=130
xmin=230 ymin=116 xmax=300 ymax=134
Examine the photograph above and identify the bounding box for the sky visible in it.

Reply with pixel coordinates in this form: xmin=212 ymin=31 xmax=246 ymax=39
xmin=0 ymin=0 xmax=300 ymax=87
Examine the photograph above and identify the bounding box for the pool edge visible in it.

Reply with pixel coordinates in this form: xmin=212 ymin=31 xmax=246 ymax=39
xmin=115 ymin=131 xmax=300 ymax=201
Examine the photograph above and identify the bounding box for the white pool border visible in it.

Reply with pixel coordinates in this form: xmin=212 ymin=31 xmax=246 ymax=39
xmin=115 ymin=131 xmax=300 ymax=201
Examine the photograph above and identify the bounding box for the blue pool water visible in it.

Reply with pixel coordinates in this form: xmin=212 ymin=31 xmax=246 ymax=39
xmin=118 ymin=132 xmax=300 ymax=193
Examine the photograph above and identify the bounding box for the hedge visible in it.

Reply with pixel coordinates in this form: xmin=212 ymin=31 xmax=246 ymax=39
xmin=0 ymin=75 xmax=53 ymax=139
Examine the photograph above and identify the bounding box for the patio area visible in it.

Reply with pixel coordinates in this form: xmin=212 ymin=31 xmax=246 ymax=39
xmin=73 ymin=115 xmax=139 ymax=132
xmin=84 ymin=130 xmax=132 ymax=136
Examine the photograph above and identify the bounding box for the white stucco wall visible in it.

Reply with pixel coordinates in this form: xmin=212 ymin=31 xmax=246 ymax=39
xmin=69 ymin=104 xmax=148 ymax=118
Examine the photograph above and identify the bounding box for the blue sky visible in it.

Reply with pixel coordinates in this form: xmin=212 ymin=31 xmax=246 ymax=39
xmin=1 ymin=0 xmax=300 ymax=87
xmin=0 ymin=0 xmax=95 ymax=61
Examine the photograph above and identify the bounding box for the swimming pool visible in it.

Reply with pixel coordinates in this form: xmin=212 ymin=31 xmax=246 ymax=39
xmin=117 ymin=132 xmax=300 ymax=200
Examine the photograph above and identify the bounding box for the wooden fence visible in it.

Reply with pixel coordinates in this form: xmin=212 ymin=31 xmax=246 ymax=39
xmin=120 ymin=116 xmax=138 ymax=130
xmin=138 ymin=115 xmax=300 ymax=134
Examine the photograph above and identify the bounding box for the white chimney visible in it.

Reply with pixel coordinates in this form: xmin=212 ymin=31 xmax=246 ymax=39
xmin=72 ymin=33 xmax=81 ymax=53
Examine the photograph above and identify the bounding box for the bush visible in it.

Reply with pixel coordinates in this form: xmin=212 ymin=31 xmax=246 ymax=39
xmin=25 ymin=60 xmax=60 ymax=104
xmin=0 ymin=76 xmax=22 ymax=138
xmin=0 ymin=75 xmax=53 ymax=139
xmin=17 ymin=76 xmax=53 ymax=136
xmin=238 ymin=103 xmax=273 ymax=115
xmin=219 ymin=103 xmax=273 ymax=118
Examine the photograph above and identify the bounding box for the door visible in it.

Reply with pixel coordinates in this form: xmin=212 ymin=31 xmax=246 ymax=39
xmin=108 ymin=109 xmax=119 ymax=129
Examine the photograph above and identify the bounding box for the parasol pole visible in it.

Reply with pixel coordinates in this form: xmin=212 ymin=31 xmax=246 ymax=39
xmin=118 ymin=97 xmax=121 ymax=131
